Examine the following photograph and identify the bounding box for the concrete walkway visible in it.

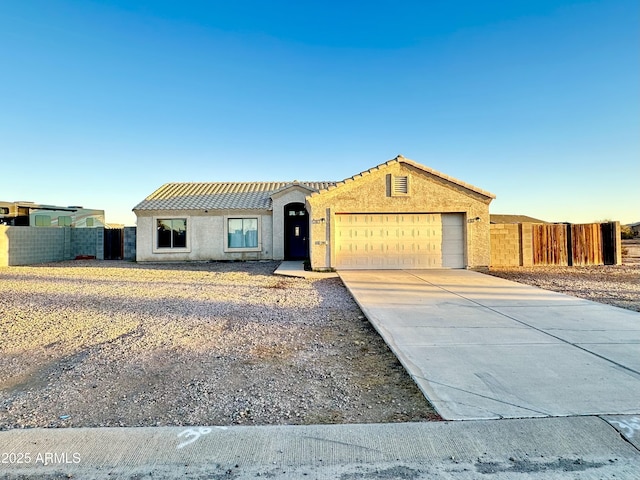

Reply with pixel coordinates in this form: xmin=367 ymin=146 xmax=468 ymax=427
xmin=1 ymin=416 xmax=639 ymax=479
xmin=338 ymin=269 xmax=640 ymax=421
xmin=274 ymin=260 xmax=339 ymax=279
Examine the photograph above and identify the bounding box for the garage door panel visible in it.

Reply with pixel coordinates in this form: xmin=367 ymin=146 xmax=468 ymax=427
xmin=335 ymin=213 xmax=464 ymax=269
xmin=442 ymin=213 xmax=463 ymax=225
xmin=442 ymin=227 xmax=464 ymax=240
xmin=442 ymin=254 xmax=462 ymax=268
xmin=441 ymin=214 xmax=465 ymax=268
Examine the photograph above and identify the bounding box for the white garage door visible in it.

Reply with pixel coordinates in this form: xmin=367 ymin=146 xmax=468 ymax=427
xmin=334 ymin=213 xmax=464 ymax=269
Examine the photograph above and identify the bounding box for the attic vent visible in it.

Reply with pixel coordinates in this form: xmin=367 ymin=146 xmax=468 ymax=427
xmin=393 ymin=175 xmax=409 ymax=195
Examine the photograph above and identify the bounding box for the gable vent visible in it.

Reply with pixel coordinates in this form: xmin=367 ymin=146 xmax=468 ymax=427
xmin=393 ymin=175 xmax=409 ymax=195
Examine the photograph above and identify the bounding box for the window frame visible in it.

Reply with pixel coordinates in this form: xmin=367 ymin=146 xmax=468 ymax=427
xmin=152 ymin=217 xmax=191 ymax=253
xmin=58 ymin=216 xmax=72 ymax=227
xmin=224 ymin=215 xmax=262 ymax=252
xmin=34 ymin=214 xmax=51 ymax=227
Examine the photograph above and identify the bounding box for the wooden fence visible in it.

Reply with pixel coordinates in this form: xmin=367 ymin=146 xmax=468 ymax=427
xmin=104 ymin=227 xmax=123 ymax=260
xmin=491 ymin=222 xmax=621 ymax=267
xmin=103 ymin=227 xmax=137 ymax=261
xmin=532 ymin=224 xmax=568 ymax=265
xmin=568 ymin=223 xmax=603 ymax=266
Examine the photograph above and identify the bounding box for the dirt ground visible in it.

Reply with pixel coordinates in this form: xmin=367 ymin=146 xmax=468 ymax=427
xmin=488 ymin=264 xmax=640 ymax=312
xmin=0 ymin=261 xmax=439 ymax=430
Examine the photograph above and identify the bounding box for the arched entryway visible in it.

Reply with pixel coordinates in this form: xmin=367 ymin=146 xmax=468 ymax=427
xmin=284 ymin=203 xmax=309 ymax=260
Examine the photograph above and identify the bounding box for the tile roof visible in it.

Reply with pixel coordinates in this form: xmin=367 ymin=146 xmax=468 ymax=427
xmin=134 ymin=156 xmax=495 ymax=212
xmin=133 ymin=181 xmax=336 ymax=211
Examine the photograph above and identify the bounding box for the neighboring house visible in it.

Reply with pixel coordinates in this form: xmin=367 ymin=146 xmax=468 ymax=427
xmin=628 ymin=222 xmax=640 ymax=237
xmin=133 ymin=156 xmax=495 ymax=270
xmin=490 ymin=214 xmax=548 ymax=224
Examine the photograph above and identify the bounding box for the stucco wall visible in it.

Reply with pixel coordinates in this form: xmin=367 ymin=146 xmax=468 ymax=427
xmin=135 ymin=210 xmax=274 ymax=262
xmin=306 ymin=162 xmax=492 ymax=270
xmin=271 ymin=187 xmax=312 ymax=260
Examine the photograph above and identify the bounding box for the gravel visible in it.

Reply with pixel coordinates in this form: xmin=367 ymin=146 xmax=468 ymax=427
xmin=4 ymin=260 xmax=635 ymax=431
xmin=0 ymin=260 xmax=439 ymax=430
xmin=487 ymin=264 xmax=640 ymax=312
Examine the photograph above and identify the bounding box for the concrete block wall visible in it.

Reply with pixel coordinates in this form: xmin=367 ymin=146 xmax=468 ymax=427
xmin=490 ymin=223 xmax=537 ymax=267
xmin=0 ymin=226 xmax=105 ymax=266
xmin=0 ymin=227 xmax=7 ymax=266
xmin=0 ymin=226 xmax=70 ymax=266
xmin=490 ymin=224 xmax=521 ymax=267
xmin=72 ymin=228 xmax=104 ymax=259
xmin=124 ymin=227 xmax=137 ymax=261
xmin=520 ymin=223 xmax=534 ymax=266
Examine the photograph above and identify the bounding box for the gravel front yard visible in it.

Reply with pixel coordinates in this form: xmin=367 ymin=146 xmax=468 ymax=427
xmin=0 ymin=261 xmax=439 ymax=430
xmin=488 ymin=264 xmax=640 ymax=312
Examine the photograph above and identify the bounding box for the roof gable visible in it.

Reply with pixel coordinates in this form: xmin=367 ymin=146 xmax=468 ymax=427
xmin=310 ymin=155 xmax=495 ymax=200
xmin=134 ymin=181 xmax=335 ymax=211
xmin=270 ymin=182 xmax=320 ymax=199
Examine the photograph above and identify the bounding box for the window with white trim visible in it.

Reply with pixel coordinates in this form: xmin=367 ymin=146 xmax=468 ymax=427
xmin=227 ymin=218 xmax=258 ymax=248
xmin=157 ymin=218 xmax=187 ymax=249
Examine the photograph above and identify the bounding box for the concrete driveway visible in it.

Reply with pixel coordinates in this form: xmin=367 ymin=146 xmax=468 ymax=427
xmin=339 ymin=269 xmax=640 ymax=421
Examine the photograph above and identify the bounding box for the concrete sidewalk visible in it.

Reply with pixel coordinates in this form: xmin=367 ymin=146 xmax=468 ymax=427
xmin=339 ymin=269 xmax=640 ymax=421
xmin=1 ymin=416 xmax=639 ymax=479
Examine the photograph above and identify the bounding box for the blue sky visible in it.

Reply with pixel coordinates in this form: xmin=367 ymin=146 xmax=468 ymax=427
xmin=1 ymin=0 xmax=638 ymax=226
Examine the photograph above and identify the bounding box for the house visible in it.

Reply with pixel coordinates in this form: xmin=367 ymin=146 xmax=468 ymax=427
xmin=133 ymin=156 xmax=495 ymax=270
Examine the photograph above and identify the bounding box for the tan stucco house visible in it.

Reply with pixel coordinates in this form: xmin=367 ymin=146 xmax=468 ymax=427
xmin=133 ymin=156 xmax=495 ymax=270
